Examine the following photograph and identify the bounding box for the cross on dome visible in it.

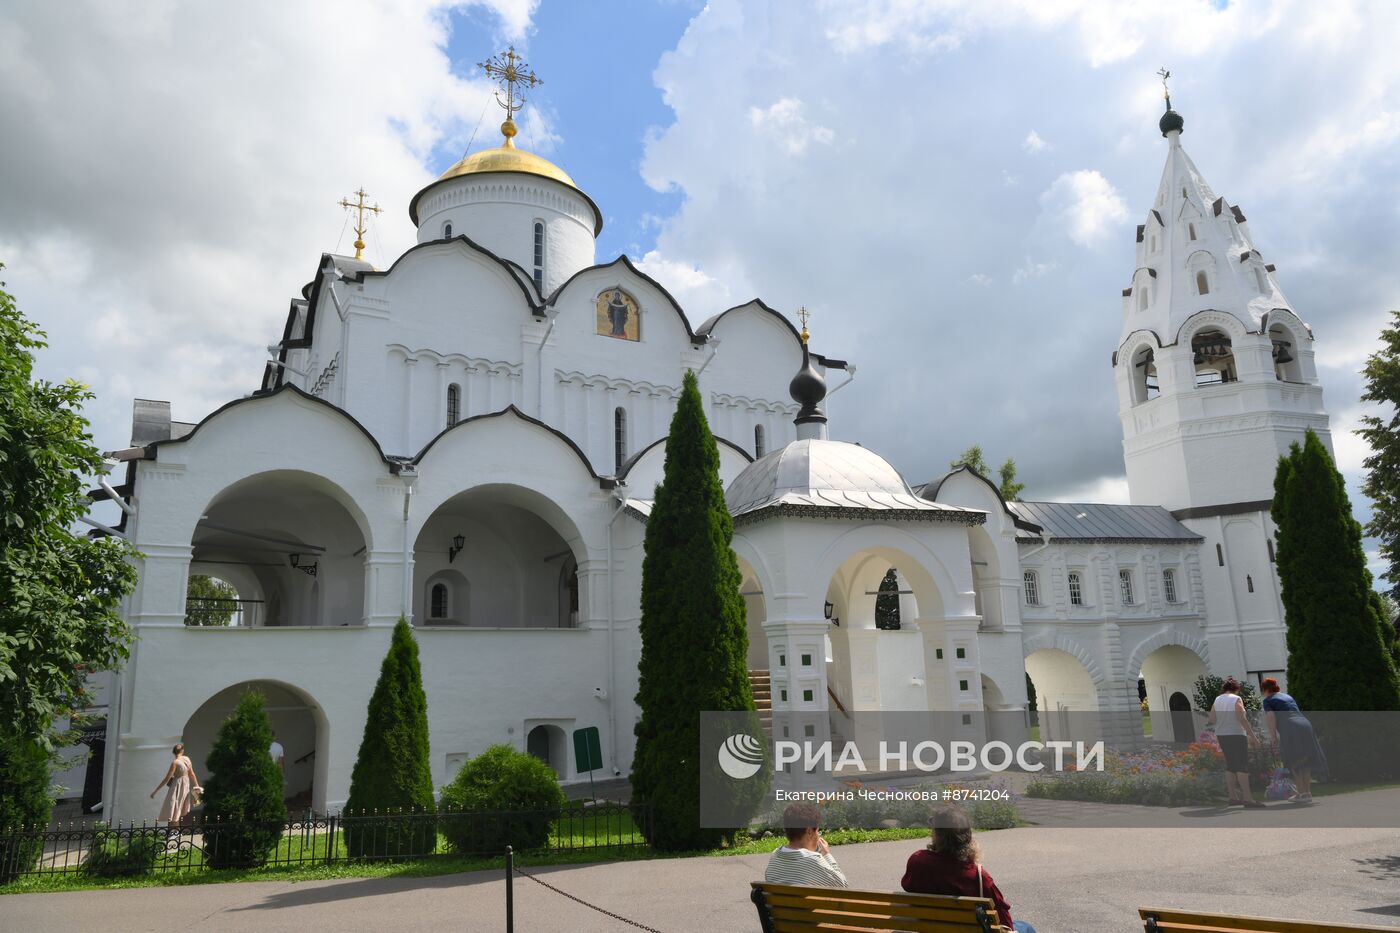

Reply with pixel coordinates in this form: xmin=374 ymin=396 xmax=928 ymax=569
xmin=478 ymin=46 xmax=542 ymax=148
xmin=337 ymin=187 xmax=382 ymax=263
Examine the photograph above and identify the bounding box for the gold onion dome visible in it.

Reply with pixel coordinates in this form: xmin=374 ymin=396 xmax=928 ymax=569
xmin=408 ymin=118 xmax=601 ymax=232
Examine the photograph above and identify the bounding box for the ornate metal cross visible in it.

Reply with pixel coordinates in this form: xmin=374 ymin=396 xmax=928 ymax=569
xmin=797 ymin=306 xmax=811 ymax=343
xmin=479 ymin=46 xmax=542 ymax=121
xmin=1157 ymin=67 xmax=1172 ymax=104
xmin=338 ymin=187 xmax=382 ymax=262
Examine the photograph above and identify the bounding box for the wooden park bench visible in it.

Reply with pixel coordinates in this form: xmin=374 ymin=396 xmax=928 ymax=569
xmin=1141 ymin=906 xmax=1396 ymax=933
xmin=752 ymin=882 xmax=1007 ymax=932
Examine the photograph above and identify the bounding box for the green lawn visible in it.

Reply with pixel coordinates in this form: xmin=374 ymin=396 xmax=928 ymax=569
xmin=1 ymin=822 xmax=933 ymax=895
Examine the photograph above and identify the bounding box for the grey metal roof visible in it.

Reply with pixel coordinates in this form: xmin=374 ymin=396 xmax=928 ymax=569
xmin=1008 ymin=501 xmax=1202 ymax=543
xmin=724 ymin=440 xmax=983 ymax=524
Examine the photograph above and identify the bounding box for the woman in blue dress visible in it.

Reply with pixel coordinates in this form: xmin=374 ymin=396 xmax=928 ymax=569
xmin=1260 ymin=677 xmax=1327 ymax=803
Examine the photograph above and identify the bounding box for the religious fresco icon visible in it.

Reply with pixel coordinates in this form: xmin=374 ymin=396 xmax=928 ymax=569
xmin=595 ymin=287 xmax=641 ymax=341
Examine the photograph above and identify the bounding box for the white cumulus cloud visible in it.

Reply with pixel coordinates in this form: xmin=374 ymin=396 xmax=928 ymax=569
xmin=1040 ymin=170 xmax=1129 ymax=248
xmin=748 ymin=98 xmax=835 ymax=156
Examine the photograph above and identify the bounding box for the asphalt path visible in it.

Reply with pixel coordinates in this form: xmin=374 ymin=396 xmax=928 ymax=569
xmin=3 ymin=788 xmax=1398 ymax=932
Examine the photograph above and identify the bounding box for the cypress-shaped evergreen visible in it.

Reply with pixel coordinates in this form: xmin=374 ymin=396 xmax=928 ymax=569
xmin=344 ymin=618 xmax=434 ymax=856
xmin=0 ymin=731 xmax=53 ymax=881
xmin=201 ymin=691 xmax=287 ymax=868
xmin=1273 ymin=429 xmax=1400 ymax=717
xmin=632 ymin=370 xmax=762 ymax=851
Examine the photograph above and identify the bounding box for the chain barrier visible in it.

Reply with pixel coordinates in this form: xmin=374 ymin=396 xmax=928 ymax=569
xmin=512 ymin=862 xmax=665 ymax=933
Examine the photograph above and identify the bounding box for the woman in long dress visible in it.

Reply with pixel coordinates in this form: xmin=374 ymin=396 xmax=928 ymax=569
xmin=1261 ymin=677 xmax=1327 ymax=803
xmin=150 ymin=743 xmax=201 ymax=827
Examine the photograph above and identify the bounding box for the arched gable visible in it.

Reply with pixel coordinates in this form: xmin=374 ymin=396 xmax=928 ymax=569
xmin=353 ymin=234 xmax=540 ymax=312
xmin=618 ymin=434 xmax=754 ymax=494
xmin=920 ymin=465 xmax=1029 ymax=536
xmin=547 ymin=254 xmax=699 ymax=342
xmin=413 ymin=404 xmax=601 ymax=480
xmin=1175 ymin=308 xmax=1250 ymax=345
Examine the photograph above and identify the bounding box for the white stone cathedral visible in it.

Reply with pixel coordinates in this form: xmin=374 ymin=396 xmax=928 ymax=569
xmin=84 ymin=68 xmax=1330 ymax=817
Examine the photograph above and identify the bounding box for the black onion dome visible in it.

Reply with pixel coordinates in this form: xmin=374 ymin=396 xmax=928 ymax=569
xmin=789 ymin=342 xmax=827 ymax=424
xmin=1159 ymin=106 xmax=1184 ymax=137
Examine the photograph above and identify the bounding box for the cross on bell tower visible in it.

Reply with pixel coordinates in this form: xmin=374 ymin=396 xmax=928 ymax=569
xmin=338 ymin=187 xmax=382 ymax=263
xmin=478 ymin=46 xmax=542 ymax=148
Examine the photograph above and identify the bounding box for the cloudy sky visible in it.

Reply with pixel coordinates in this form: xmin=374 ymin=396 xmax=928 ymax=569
xmin=2 ymin=0 xmax=1397 ymax=557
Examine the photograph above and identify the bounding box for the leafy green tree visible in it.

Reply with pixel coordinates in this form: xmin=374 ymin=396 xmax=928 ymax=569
xmin=201 ymin=691 xmax=287 ymax=868
xmin=184 ymin=575 xmax=239 ymax=626
xmin=1273 ymin=429 xmax=1400 ymax=713
xmin=0 ymin=269 xmax=138 ymax=746
xmin=344 ymin=618 xmax=434 ymax=857
xmin=1359 ymin=311 xmax=1400 ymax=599
xmin=1191 ymin=674 xmax=1260 ymax=714
xmin=439 ymin=744 xmax=566 ymax=855
xmin=632 ymin=370 xmax=765 ymax=851
xmin=0 ymin=731 xmax=52 ymax=881
xmin=950 ymin=444 xmax=1025 ymax=501
xmin=875 ymin=568 xmax=901 ymax=630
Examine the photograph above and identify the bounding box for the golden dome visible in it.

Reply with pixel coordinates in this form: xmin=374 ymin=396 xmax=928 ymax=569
xmin=408 ymin=128 xmax=602 ymax=234
xmin=437 ymin=139 xmax=579 ymax=189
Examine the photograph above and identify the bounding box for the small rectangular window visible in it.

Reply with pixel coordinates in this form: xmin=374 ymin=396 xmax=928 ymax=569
xmin=1216 ymin=543 xmax=1225 ymax=567
xmin=800 ymin=653 xmax=812 ymax=666
xmin=1067 ymin=571 xmax=1084 ymax=606
xmin=1119 ymin=569 xmax=1135 ymax=606
xmin=802 ymin=689 xmax=813 ymax=702
xmin=778 ymin=654 xmax=786 ymax=667
xmin=955 ymin=647 xmax=966 ymax=660
xmin=958 ymin=679 xmax=969 ymax=692
xmin=935 ymin=648 xmax=943 ymax=660
xmin=961 ymin=713 xmax=972 ymax=726
xmin=1163 ymin=569 xmax=1178 ymax=604
xmin=779 ymin=689 xmax=787 ymax=702
xmin=803 ymin=723 xmax=815 ymax=738
xmin=1267 ymin=539 xmax=1275 ymax=563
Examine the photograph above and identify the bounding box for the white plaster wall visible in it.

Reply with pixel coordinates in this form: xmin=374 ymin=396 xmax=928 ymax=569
xmin=414 ymin=175 xmax=596 ymax=295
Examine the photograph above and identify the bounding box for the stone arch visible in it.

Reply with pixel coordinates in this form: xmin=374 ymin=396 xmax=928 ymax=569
xmin=181 ymin=678 xmax=329 ymax=813
xmin=1126 ymin=629 xmax=1210 ymax=678
xmin=1174 ymin=309 xmax=1250 ymax=346
xmin=812 ymin=524 xmax=960 ymax=625
xmin=1021 ymin=634 xmax=1105 ymax=686
xmin=1024 ymin=644 xmax=1102 ymax=746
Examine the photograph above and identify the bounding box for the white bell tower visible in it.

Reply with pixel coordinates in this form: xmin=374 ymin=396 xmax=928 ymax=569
xmin=1113 ymin=82 xmax=1331 ymax=680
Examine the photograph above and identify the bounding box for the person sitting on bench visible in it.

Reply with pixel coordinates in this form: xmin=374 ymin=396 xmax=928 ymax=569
xmin=902 ymin=806 xmax=1035 ymax=933
xmin=763 ymin=801 xmax=849 ymax=888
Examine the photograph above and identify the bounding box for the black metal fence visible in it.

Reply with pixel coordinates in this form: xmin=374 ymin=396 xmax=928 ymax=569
xmin=0 ymin=803 xmax=649 ymax=882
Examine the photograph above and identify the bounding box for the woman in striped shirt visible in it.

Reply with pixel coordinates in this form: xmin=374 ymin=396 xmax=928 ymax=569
xmin=764 ymin=802 xmax=848 ymax=887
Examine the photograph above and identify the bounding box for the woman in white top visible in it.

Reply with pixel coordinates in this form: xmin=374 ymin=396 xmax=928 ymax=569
xmin=1208 ymin=678 xmax=1263 ymax=808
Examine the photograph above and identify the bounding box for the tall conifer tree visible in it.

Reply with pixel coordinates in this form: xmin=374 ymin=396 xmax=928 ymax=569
xmin=1273 ymin=429 xmax=1400 ymax=713
xmin=201 ymin=691 xmax=286 ymax=868
xmin=632 ymin=370 xmax=760 ymax=851
xmin=1360 ymin=310 xmax=1400 ymax=599
xmin=344 ymin=618 xmax=434 ymax=856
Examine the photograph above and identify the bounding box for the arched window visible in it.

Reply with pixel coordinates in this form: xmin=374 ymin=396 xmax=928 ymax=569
xmin=1067 ymin=571 xmax=1084 ymax=606
xmin=1270 ymin=324 xmax=1302 ymax=382
xmin=1195 ymin=270 xmax=1210 ymax=295
xmin=1131 ymin=346 xmax=1159 ymax=405
xmin=1162 ymin=568 xmax=1178 ymax=604
xmin=443 ymin=221 xmax=453 ymax=238
xmin=446 ymin=384 xmax=460 ymax=427
xmin=1192 ymin=328 xmax=1235 ymax=386
xmin=1022 ymin=571 xmax=1040 ymax=606
xmin=613 ymin=407 xmax=627 ymax=473
xmin=754 ymin=424 xmax=766 ymax=457
xmin=1118 ymin=569 xmax=1135 ymax=606
xmin=533 ymin=221 xmax=545 ymax=289
xmin=430 ymin=583 xmax=449 ymax=619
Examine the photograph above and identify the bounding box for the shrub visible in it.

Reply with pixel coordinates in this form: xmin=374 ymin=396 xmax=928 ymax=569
xmin=344 ymin=619 xmax=435 ymax=859
xmin=81 ymin=824 xmax=164 ymax=877
xmin=971 ymin=798 xmax=1019 ymax=830
xmin=439 ymin=744 xmax=566 ymax=855
xmin=0 ymin=731 xmax=52 ymax=883
xmin=201 ymin=691 xmax=287 ymax=869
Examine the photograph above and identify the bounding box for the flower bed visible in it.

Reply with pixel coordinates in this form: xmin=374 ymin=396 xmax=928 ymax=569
xmin=1026 ymin=738 xmax=1229 ymax=806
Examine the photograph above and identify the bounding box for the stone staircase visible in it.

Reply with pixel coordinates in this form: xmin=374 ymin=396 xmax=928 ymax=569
xmin=749 ymin=669 xmax=772 ymax=736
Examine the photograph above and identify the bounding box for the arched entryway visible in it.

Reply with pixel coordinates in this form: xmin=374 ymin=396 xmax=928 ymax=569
xmin=413 ymin=485 xmax=584 ymax=628
xmin=1024 ymin=647 xmax=1100 ymax=746
xmin=525 ymin=723 xmax=568 ymax=779
xmin=1137 ymin=644 xmax=1208 ymax=743
xmin=190 ymin=471 xmax=369 ymax=627
xmin=182 ymin=680 xmax=327 ymax=812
